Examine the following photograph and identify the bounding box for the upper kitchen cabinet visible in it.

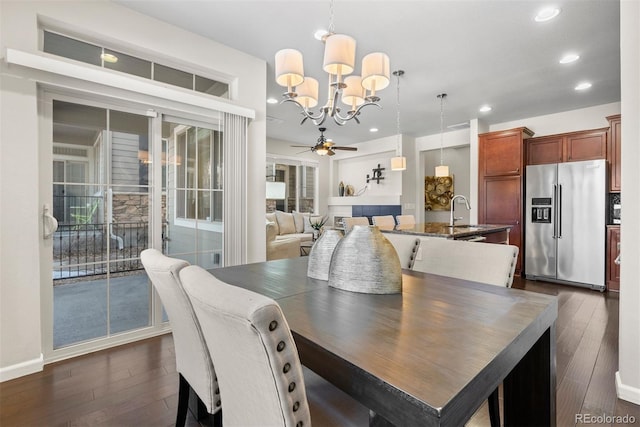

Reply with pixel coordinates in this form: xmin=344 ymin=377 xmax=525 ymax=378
xmin=607 ymin=115 xmax=621 ymax=192
xmin=526 ymin=128 xmax=608 ymax=165
xmin=480 ymin=127 xmax=534 ymax=176
xmin=478 ymin=127 xmax=533 ymax=275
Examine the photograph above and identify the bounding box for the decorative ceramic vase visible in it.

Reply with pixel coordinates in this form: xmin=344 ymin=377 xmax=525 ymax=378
xmin=328 ymin=225 xmax=402 ymax=294
xmin=307 ymin=228 xmax=344 ymax=280
xmin=338 ymin=181 xmax=345 ymax=197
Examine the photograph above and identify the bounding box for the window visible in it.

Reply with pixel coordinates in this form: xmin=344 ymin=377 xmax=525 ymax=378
xmin=175 ymin=126 xmax=223 ymax=222
xmin=42 ymin=30 xmax=229 ymax=99
xmin=266 ymin=156 xmax=318 ymax=213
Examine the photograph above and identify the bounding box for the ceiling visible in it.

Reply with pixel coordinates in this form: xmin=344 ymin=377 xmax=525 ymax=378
xmin=116 ymin=0 xmax=621 ymax=147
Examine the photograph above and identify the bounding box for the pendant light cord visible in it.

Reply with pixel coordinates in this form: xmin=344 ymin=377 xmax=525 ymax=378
xmin=396 ymin=72 xmax=401 ymax=154
xmin=438 ymin=93 xmax=447 ymax=166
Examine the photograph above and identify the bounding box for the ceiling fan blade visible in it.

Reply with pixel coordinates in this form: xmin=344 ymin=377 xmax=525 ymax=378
xmin=332 ymin=146 xmax=358 ymax=151
xmin=327 ymin=149 xmax=336 ymax=156
xmin=296 ymin=149 xmax=312 ymax=154
xmin=290 ymin=145 xmax=311 ymax=148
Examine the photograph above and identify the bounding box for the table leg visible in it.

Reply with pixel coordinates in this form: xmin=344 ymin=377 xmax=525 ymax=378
xmin=503 ymin=323 xmax=557 ymax=427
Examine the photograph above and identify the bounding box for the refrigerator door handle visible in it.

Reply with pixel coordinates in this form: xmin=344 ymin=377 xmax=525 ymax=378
xmin=552 ymin=184 xmax=557 ymax=238
xmin=557 ymin=184 xmax=562 ymax=238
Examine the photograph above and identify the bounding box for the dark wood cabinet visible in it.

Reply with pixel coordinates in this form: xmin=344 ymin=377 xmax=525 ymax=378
xmin=479 ymin=127 xmax=533 ymax=275
xmin=607 ymin=225 xmax=620 ymax=291
xmin=526 ymin=128 xmax=607 ymax=165
xmin=607 ymin=115 xmax=621 ymax=192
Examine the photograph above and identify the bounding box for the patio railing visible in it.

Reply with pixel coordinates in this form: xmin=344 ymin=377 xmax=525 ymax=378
xmin=53 ymin=222 xmax=148 ymax=281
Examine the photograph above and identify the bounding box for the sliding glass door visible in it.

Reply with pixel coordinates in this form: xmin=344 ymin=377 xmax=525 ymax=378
xmin=51 ymin=99 xmax=153 ymax=349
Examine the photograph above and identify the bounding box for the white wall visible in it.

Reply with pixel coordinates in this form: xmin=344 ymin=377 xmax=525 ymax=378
xmin=0 ymin=0 xmax=266 ymax=380
xmin=617 ymin=0 xmax=640 ymax=405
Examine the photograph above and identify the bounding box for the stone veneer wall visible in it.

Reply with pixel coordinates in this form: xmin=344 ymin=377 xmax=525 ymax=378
xmin=112 ymin=193 xmax=167 ymax=223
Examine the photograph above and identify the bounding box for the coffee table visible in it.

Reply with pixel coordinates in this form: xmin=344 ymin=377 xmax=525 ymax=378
xmin=300 ymin=241 xmax=313 ymax=256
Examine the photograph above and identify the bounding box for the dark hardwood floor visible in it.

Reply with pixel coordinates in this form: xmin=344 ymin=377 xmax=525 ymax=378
xmin=1 ymin=278 xmax=638 ymax=427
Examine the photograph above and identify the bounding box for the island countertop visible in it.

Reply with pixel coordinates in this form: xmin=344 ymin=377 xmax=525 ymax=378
xmin=381 ymin=222 xmax=512 ymax=241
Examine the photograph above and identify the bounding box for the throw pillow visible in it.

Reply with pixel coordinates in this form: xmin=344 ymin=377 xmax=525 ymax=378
xmin=292 ymin=211 xmax=305 ymax=233
xmin=276 ymin=211 xmax=296 ymax=235
xmin=265 ymin=212 xmax=279 ymax=234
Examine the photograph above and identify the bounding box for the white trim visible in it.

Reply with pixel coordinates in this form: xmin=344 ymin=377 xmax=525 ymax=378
xmin=0 ymin=354 xmax=44 ymax=382
xmin=174 ymin=217 xmax=223 ymax=233
xmin=616 ymin=371 xmax=640 ymax=405
xmin=6 ymin=48 xmax=255 ymax=119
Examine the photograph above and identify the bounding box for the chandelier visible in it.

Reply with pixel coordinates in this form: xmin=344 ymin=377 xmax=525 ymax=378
xmin=274 ymin=0 xmax=390 ymax=126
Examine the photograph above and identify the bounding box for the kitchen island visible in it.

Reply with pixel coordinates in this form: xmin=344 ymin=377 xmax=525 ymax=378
xmin=382 ymin=222 xmax=512 ymax=243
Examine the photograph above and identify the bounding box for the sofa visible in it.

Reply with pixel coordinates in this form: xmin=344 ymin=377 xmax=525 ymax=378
xmin=266 ymin=222 xmax=300 ymax=260
xmin=265 ymin=211 xmax=316 ymax=243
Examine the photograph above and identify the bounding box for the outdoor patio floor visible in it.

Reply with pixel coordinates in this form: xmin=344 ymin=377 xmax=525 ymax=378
xmin=53 ymin=272 xmax=157 ymax=348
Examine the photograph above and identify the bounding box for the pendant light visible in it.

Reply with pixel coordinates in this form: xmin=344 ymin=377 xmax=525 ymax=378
xmin=435 ymin=93 xmax=450 ymax=177
xmin=390 ymin=70 xmax=406 ymax=171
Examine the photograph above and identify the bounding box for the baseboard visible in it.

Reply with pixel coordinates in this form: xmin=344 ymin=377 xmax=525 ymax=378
xmin=616 ymin=371 xmax=640 ymax=405
xmin=0 ymin=354 xmax=44 ymax=382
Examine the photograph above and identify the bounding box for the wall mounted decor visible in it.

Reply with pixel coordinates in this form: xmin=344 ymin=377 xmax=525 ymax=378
xmin=425 ymin=175 xmax=454 ymax=211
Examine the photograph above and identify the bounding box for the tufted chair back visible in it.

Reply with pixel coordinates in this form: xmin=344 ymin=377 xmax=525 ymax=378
xmin=140 ymin=249 xmax=221 ymax=425
xmin=181 ymin=265 xmax=311 ymax=427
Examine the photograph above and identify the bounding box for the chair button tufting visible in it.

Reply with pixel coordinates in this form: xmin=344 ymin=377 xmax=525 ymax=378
xmin=293 ymin=401 xmax=300 ymax=412
xmin=269 ymin=320 xmax=278 ymax=331
xmin=283 ymin=363 xmax=291 ymax=373
xmin=277 ymin=341 xmax=286 ymax=351
xmin=288 ymin=381 xmax=296 ymax=392
xmin=296 ymin=422 xmax=303 ymax=427
xmin=216 ymin=400 xmax=221 ymax=407
xmin=215 ymin=388 xmax=220 ymax=394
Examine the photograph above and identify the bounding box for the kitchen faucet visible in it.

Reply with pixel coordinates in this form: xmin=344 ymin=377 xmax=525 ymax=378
xmin=450 ymin=194 xmax=471 ymax=226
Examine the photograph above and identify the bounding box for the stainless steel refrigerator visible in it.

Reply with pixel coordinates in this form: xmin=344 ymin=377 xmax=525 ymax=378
xmin=525 ymin=159 xmax=606 ymax=290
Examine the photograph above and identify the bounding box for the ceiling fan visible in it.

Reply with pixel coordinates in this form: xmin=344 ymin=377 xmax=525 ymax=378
xmin=291 ymin=127 xmax=358 ymax=156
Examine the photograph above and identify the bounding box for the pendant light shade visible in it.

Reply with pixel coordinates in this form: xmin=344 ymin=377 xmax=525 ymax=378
xmin=435 ymin=165 xmax=450 ymax=177
xmin=391 ymin=156 xmax=407 ymax=171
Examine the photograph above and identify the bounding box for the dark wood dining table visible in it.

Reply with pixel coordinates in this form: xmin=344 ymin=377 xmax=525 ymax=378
xmin=210 ymin=257 xmax=557 ymax=427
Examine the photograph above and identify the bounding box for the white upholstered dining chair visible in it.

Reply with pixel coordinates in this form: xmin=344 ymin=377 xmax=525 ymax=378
xmin=140 ymin=249 xmax=221 ymax=427
xmin=371 ymin=215 xmax=396 ymax=230
xmin=395 ymin=214 xmax=416 ymax=226
xmin=410 ymin=238 xmax=519 ymax=427
xmin=180 ymin=264 xmax=369 ymax=427
xmin=411 ymin=237 xmax=519 ymax=287
xmin=343 ymin=216 xmax=370 ymax=233
xmin=383 ymin=233 xmax=420 ymax=269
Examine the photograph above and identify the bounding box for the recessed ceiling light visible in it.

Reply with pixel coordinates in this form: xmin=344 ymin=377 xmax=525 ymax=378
xmin=369 ymin=127 xmax=379 ymax=132
xmin=535 ymin=7 xmax=560 ymax=22
xmin=479 ymin=105 xmax=492 ymax=113
xmin=100 ymin=53 xmax=118 ymax=63
xmin=575 ymin=82 xmax=592 ymax=91
xmin=314 ymin=29 xmax=329 ymax=40
xmin=267 ymin=97 xmax=279 ymax=104
xmin=559 ymin=53 xmax=580 ymax=64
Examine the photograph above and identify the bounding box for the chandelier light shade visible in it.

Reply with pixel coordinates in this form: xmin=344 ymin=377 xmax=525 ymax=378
xmin=362 ymin=53 xmax=391 ymax=98
xmin=275 ymin=0 xmax=390 ymax=126
xmin=342 ymin=75 xmax=365 ymax=109
xmin=435 ymin=93 xmax=450 ymax=177
xmin=275 ymin=49 xmax=304 ymax=92
xmin=295 ymin=77 xmax=319 ymax=109
xmin=391 ymin=70 xmax=406 ymax=171
xmin=323 ymin=34 xmax=356 ymax=76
